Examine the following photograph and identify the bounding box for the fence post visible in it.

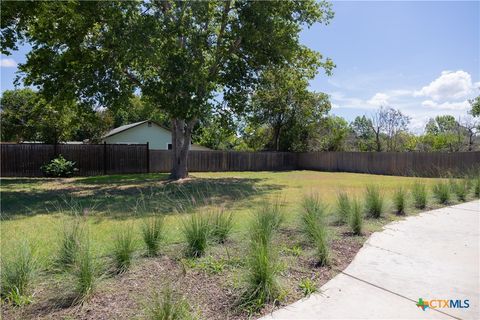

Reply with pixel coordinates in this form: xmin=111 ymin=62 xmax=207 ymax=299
xmin=146 ymin=142 xmax=150 ymax=173
xmin=103 ymin=141 xmax=107 ymax=175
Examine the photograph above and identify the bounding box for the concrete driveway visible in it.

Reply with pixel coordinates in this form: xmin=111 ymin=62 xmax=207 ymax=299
xmin=260 ymin=200 xmax=479 ymax=320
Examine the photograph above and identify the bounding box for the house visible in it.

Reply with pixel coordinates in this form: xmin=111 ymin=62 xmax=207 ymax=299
xmin=101 ymin=120 xmax=211 ymax=150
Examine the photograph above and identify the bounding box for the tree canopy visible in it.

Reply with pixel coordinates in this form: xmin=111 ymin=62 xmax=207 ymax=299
xmin=1 ymin=0 xmax=334 ymax=178
xmin=0 ymin=88 xmax=106 ymax=143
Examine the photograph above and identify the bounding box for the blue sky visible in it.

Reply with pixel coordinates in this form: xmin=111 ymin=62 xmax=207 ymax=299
xmin=1 ymin=1 xmax=479 ymax=133
xmin=301 ymin=1 xmax=480 ymax=132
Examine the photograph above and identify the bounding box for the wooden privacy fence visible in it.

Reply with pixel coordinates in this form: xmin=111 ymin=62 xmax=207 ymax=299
xmin=150 ymin=150 xmax=298 ymax=172
xmin=1 ymin=143 xmax=479 ymax=177
xmin=298 ymin=151 xmax=480 ymax=177
xmin=0 ymin=143 xmax=149 ymax=177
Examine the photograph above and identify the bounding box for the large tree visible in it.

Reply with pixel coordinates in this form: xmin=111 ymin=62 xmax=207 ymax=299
xmin=369 ymin=106 xmax=410 ymax=152
xmin=470 ymin=95 xmax=480 ymax=117
xmin=1 ymin=0 xmax=334 ymax=179
xmin=0 ymin=88 xmax=106 ymax=143
xmin=350 ymin=115 xmax=376 ymax=151
xmin=247 ymin=58 xmax=332 ymax=151
xmin=422 ymin=115 xmax=464 ymax=152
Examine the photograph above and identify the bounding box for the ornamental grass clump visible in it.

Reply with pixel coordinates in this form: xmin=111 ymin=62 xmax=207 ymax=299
xmin=142 ymin=216 xmax=165 ymax=257
xmin=240 ymin=200 xmax=284 ymax=312
xmin=73 ymin=240 xmax=97 ymax=304
xmin=146 ymin=286 xmax=193 ymax=320
xmin=335 ymin=192 xmax=351 ymax=224
xmin=182 ymin=213 xmax=211 ymax=258
xmin=56 ymin=219 xmax=84 ymax=270
xmin=432 ymin=181 xmax=451 ymax=204
xmin=411 ymin=182 xmax=427 ymax=209
xmin=112 ymin=228 xmax=136 ymax=273
xmin=364 ymin=185 xmax=384 ymax=218
xmin=250 ymin=200 xmax=284 ymax=246
xmin=474 ymin=176 xmax=480 ymax=198
xmin=241 ymin=239 xmax=281 ymax=312
xmin=300 ymin=194 xmax=329 ymax=266
xmin=393 ymin=187 xmax=407 ymax=215
xmin=1 ymin=242 xmax=37 ymax=306
xmin=450 ymin=179 xmax=468 ymax=202
xmin=349 ymin=199 xmax=363 ymax=236
xmin=210 ymin=209 xmax=234 ymax=243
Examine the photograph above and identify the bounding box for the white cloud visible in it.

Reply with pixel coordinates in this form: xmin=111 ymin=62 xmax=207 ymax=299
xmin=329 ymin=91 xmax=375 ymax=110
xmin=414 ymin=70 xmax=476 ymax=101
xmin=0 ymin=58 xmax=17 ymax=68
xmin=367 ymin=93 xmax=390 ymax=106
xmin=421 ymin=99 xmax=470 ymax=111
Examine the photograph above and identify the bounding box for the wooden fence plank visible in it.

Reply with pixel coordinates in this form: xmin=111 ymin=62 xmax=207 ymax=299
xmin=1 ymin=143 xmax=479 ymax=177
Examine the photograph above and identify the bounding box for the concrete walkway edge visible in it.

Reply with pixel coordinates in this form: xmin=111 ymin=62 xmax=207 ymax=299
xmin=259 ymin=200 xmax=480 ymax=320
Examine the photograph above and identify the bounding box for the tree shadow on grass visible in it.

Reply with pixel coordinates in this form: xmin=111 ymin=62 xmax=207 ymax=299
xmin=1 ymin=176 xmax=284 ymax=220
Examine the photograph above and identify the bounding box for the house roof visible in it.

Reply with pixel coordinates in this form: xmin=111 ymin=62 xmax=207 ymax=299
xmin=102 ymin=120 xmax=170 ymax=138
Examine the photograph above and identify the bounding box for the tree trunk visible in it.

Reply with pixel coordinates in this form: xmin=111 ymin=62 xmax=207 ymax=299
xmin=274 ymin=126 xmax=281 ymax=151
xmin=375 ymin=132 xmax=381 ymax=152
xmin=170 ymin=118 xmax=194 ymax=180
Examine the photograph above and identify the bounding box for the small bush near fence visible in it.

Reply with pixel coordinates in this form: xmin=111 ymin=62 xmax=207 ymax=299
xmin=41 ymin=155 xmax=78 ymax=177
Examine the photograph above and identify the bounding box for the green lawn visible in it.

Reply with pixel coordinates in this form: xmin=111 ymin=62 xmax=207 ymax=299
xmin=1 ymin=170 xmax=447 ymax=264
xmin=2 ymin=170 xmax=478 ymax=319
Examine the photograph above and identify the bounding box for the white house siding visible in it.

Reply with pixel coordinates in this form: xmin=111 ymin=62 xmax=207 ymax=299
xmin=102 ymin=122 xmax=210 ymax=151
xmin=102 ymin=122 xmax=172 ymax=150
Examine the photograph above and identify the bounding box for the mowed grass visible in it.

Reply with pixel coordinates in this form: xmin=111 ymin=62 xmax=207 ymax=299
xmin=1 ymin=171 xmax=447 ymax=266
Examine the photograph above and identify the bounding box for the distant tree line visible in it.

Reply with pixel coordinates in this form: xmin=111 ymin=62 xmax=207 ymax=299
xmin=2 ymin=87 xmax=478 ymax=152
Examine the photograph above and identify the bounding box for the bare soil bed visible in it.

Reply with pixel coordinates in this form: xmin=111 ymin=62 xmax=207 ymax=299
xmin=1 ymin=224 xmax=367 ymax=320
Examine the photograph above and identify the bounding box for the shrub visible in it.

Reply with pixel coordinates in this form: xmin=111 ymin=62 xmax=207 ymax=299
xmin=241 ymin=240 xmax=281 ymax=312
xmin=73 ymin=241 xmax=97 ymax=303
xmin=210 ymin=209 xmax=234 ymax=243
xmin=451 ymin=179 xmax=468 ymax=202
xmin=364 ymin=185 xmax=384 ymax=218
xmin=182 ymin=213 xmax=210 ymax=258
xmin=251 ymin=200 xmax=284 ymax=246
xmin=146 ymin=286 xmax=193 ymax=320
xmin=112 ymin=228 xmax=136 ymax=273
xmin=335 ymin=192 xmax=351 ymax=224
xmin=41 ymin=154 xmax=78 ymax=177
xmin=432 ymin=182 xmax=450 ymax=204
xmin=56 ymin=219 xmax=84 ymax=269
xmin=1 ymin=242 xmax=37 ymax=305
xmin=349 ymin=199 xmax=363 ymax=236
xmin=393 ymin=187 xmax=407 ymax=215
xmin=142 ymin=216 xmax=165 ymax=257
xmin=411 ymin=182 xmax=427 ymax=209
xmin=300 ymin=194 xmax=329 ymax=266
xmin=299 ymin=278 xmax=317 ymax=296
